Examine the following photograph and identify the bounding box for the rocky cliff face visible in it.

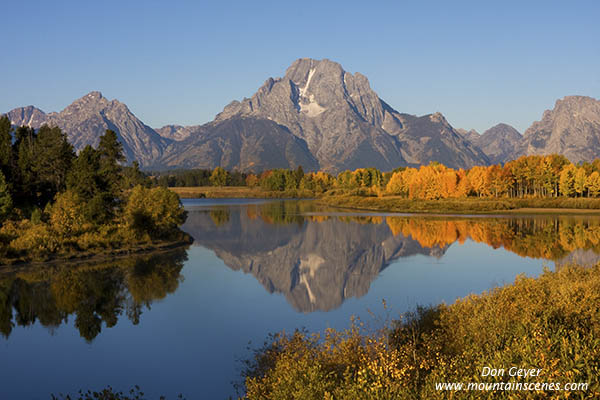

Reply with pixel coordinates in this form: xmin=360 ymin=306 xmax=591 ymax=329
xmin=7 ymin=92 xmax=168 ymax=165
xmin=7 ymin=105 xmax=48 ymax=128
xmin=457 ymin=128 xmax=481 ymax=143
xmin=155 ymin=124 xmax=197 ymax=141
xmin=208 ymin=58 xmax=490 ymax=172
xmin=391 ymin=112 xmax=490 ymax=168
xmin=518 ymin=96 xmax=600 ymax=163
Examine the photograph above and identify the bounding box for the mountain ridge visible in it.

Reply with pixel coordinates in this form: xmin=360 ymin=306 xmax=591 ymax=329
xmin=7 ymin=91 xmax=168 ymax=165
xmin=206 ymin=58 xmax=490 ymax=171
xmin=4 ymin=61 xmax=599 ymax=171
xmin=516 ymin=95 xmax=600 ymax=163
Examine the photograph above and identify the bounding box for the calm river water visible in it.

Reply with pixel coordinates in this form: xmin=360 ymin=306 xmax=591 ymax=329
xmin=2 ymin=199 xmax=600 ymax=399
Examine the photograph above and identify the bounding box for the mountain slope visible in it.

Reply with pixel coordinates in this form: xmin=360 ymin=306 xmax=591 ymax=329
xmin=158 ymin=116 xmax=319 ymax=171
xmin=477 ymin=123 xmax=522 ymax=164
xmin=155 ymin=125 xmax=197 ymax=141
xmin=457 ymin=128 xmax=481 ymax=143
xmin=7 ymin=105 xmax=48 ymax=128
xmin=209 ymin=58 xmax=489 ymax=172
xmin=517 ymin=96 xmax=600 ymax=163
xmin=7 ymin=92 xmax=168 ymax=165
xmin=390 ymin=112 xmax=490 ymax=168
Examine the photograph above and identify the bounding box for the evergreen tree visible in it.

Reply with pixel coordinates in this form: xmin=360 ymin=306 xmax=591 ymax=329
xmin=14 ymin=126 xmax=38 ymax=205
xmin=34 ymin=125 xmax=75 ymax=204
xmin=0 ymin=116 xmax=13 ymax=181
xmin=67 ymin=146 xmax=102 ymax=200
xmin=0 ymin=171 xmax=12 ymax=222
xmin=294 ymin=165 xmax=305 ymax=187
xmin=97 ymin=129 xmax=125 ymax=197
xmin=66 ymin=146 xmax=113 ymax=224
xmin=122 ymin=161 xmax=150 ymax=189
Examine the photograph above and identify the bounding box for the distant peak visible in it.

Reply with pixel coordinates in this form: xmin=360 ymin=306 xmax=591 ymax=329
xmin=429 ymin=112 xmax=448 ymax=124
xmin=86 ymin=91 xmax=103 ymax=99
xmin=490 ymin=123 xmax=519 ymax=132
xmin=559 ymin=95 xmax=597 ymax=102
xmin=554 ymin=95 xmax=599 ymax=109
xmin=70 ymin=91 xmax=108 ymax=107
xmin=290 ymin=57 xmax=338 ymax=67
xmin=482 ymin=123 xmax=522 ymax=138
xmin=285 ymin=58 xmax=344 ymax=81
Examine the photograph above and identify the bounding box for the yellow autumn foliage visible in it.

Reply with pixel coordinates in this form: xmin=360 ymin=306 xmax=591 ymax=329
xmin=242 ymin=264 xmax=600 ymax=399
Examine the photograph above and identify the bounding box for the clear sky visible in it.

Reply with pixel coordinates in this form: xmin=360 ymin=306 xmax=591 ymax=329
xmin=1 ymin=0 xmax=598 ymax=133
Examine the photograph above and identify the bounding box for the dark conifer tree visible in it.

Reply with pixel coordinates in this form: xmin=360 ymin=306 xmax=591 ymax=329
xmin=13 ymin=126 xmax=38 ymax=206
xmin=34 ymin=125 xmax=75 ymax=205
xmin=0 ymin=116 xmax=13 ymax=181
xmin=97 ymin=129 xmax=125 ymax=198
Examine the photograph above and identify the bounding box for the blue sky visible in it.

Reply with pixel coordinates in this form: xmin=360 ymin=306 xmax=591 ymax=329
xmin=1 ymin=0 xmax=598 ymax=133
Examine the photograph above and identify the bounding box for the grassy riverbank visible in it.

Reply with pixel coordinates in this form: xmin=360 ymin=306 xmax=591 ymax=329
xmin=318 ymin=195 xmax=600 ymax=214
xmin=0 ymin=234 xmax=191 ymax=268
xmin=170 ymin=185 xmax=600 ymax=214
xmin=169 ymin=186 xmax=314 ymax=199
xmin=241 ymin=263 xmax=600 ymax=399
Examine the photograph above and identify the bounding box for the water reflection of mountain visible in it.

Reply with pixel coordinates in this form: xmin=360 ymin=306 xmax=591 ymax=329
xmin=0 ymin=249 xmax=188 ymax=341
xmin=555 ymin=249 xmax=600 ymax=268
xmin=183 ymin=203 xmax=600 ymax=313
xmin=183 ymin=205 xmax=445 ymax=313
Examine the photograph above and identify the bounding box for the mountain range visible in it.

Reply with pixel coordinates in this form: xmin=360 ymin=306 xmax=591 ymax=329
xmin=5 ymin=58 xmax=600 ymax=171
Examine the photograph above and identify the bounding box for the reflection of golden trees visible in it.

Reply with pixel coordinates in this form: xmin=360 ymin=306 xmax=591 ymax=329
xmin=210 ymin=208 xmax=230 ymax=227
xmin=338 ymin=216 xmax=384 ymax=225
xmin=0 ymin=249 xmax=187 ymax=341
xmin=307 ymin=215 xmax=331 ymax=223
xmin=246 ymin=204 xmax=259 ymax=220
xmin=233 ymin=202 xmax=600 ymax=262
xmin=386 ymin=216 xmax=600 ymax=260
xmin=252 ymin=202 xmax=313 ymax=226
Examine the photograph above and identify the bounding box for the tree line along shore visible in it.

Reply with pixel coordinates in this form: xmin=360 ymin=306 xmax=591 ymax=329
xmin=159 ymin=155 xmax=600 ymax=213
xmin=0 ymin=117 xmax=188 ymax=265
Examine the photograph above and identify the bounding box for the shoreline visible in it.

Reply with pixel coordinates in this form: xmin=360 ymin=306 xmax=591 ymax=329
xmin=168 ymin=187 xmax=600 ymax=215
xmin=316 ymin=196 xmax=600 ymax=215
xmin=169 ymin=186 xmax=313 ymax=199
xmin=0 ymin=235 xmax=192 ymax=270
xmin=318 ymin=202 xmax=600 ymax=216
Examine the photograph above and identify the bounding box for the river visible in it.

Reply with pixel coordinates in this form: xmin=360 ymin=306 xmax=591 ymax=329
xmin=2 ymin=199 xmax=599 ymax=399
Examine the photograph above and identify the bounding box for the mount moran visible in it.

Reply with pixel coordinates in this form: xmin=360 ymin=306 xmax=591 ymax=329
xmin=6 ymin=58 xmax=600 ymax=172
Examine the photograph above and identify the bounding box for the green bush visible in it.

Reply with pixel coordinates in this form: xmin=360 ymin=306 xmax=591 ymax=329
xmin=124 ymin=186 xmax=187 ymax=239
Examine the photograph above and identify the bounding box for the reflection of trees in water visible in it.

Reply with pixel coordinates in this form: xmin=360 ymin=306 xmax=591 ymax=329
xmin=252 ymin=202 xmax=306 ymax=226
xmin=185 ymin=201 xmax=600 ymax=313
xmin=0 ymin=249 xmax=187 ymax=341
xmin=385 ymin=216 xmax=600 ymax=260
xmin=210 ymin=208 xmax=230 ymax=227
xmin=242 ymin=201 xmax=600 ymax=262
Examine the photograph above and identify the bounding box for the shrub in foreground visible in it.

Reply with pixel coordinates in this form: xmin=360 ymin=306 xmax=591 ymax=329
xmin=242 ymin=264 xmax=600 ymax=399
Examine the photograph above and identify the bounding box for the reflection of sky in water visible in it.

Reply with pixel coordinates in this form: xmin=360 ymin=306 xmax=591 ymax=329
xmin=2 ymin=199 xmax=597 ymax=399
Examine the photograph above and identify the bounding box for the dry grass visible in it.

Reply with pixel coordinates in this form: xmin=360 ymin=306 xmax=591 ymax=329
xmin=318 ymin=195 xmax=600 ymax=215
xmin=169 ymin=186 xmax=312 ymax=199
xmin=169 ymin=186 xmax=264 ymax=198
